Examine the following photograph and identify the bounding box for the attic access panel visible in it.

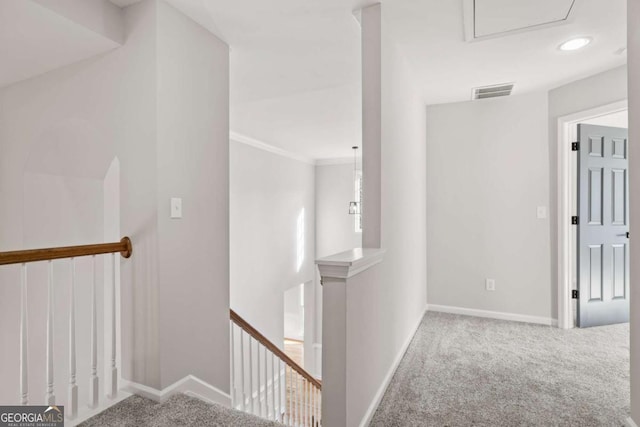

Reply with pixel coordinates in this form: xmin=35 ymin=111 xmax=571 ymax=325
xmin=467 ymin=0 xmax=575 ymax=40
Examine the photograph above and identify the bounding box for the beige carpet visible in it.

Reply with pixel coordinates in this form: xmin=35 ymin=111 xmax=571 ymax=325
xmin=79 ymin=394 xmax=283 ymax=427
xmin=371 ymin=312 xmax=629 ymax=427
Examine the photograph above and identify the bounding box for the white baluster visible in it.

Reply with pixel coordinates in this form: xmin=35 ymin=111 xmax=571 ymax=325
xmin=109 ymin=253 xmax=117 ymax=398
xmin=45 ymin=261 xmax=55 ymax=405
xmin=68 ymin=259 xmax=78 ymax=419
xmin=20 ymin=264 xmax=28 ymax=405
xmin=304 ymin=380 xmax=308 ymax=426
xmin=295 ymin=373 xmax=300 ymax=427
xmin=319 ymin=388 xmax=322 ymax=427
xmin=257 ymin=343 xmax=262 ymax=416
xmin=299 ymin=376 xmax=303 ymax=427
xmin=303 ymin=376 xmax=306 ymax=427
xmin=230 ymin=323 xmax=235 ymax=409
xmin=249 ymin=337 xmax=254 ymax=415
xmin=294 ymin=370 xmax=298 ymax=427
xmin=308 ymin=384 xmax=311 ymax=427
xmin=278 ymin=360 xmax=283 ymax=422
xmin=240 ymin=329 xmax=246 ymax=412
xmin=314 ymin=387 xmax=318 ymax=427
xmin=271 ymin=352 xmax=276 ymax=420
xmin=287 ymin=366 xmax=296 ymax=426
xmin=318 ymin=388 xmax=321 ymax=427
xmin=312 ymin=386 xmax=316 ymax=427
xmin=263 ymin=346 xmax=267 ymax=418
xmin=89 ymin=256 xmax=99 ymax=408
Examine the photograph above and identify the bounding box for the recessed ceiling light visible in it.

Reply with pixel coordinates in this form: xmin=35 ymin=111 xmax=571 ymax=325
xmin=559 ymin=37 xmax=592 ymax=51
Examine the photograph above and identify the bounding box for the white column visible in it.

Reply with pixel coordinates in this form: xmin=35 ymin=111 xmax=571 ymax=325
xmin=45 ymin=261 xmax=55 ymax=405
xmin=321 ymin=277 xmax=346 ymax=427
xmin=68 ymin=259 xmax=78 ymax=419
xmin=361 ymin=3 xmax=382 ymax=248
xmin=20 ymin=264 xmax=28 ymax=405
xmin=316 ymin=248 xmax=386 ymax=427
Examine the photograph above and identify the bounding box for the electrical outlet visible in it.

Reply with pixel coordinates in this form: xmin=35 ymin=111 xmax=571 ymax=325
xmin=537 ymin=206 xmax=547 ymax=219
xmin=486 ymin=279 xmax=496 ymax=291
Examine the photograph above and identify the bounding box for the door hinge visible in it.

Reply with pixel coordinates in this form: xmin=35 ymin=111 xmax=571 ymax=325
xmin=571 ymin=216 xmax=579 ymax=225
xmin=572 ymin=290 xmax=579 ymax=299
xmin=572 ymin=142 xmax=580 ymax=151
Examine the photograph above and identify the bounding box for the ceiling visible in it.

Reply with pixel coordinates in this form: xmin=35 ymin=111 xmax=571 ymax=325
xmin=92 ymin=0 xmax=628 ymax=159
xmin=158 ymin=0 xmax=364 ymax=160
xmin=158 ymin=0 xmax=626 ymax=159
xmin=387 ymin=0 xmax=626 ymax=106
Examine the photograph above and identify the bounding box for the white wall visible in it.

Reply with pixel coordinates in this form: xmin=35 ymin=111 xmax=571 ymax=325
xmin=155 ymin=0 xmax=230 ymax=390
xmin=0 ymin=0 xmax=231 ymax=401
xmin=230 ymin=140 xmax=316 ymax=351
xmin=426 ymin=92 xmax=552 ymax=320
xmin=315 ymin=163 xmax=362 ymax=258
xmin=331 ymin=4 xmax=428 ymax=425
xmin=283 ymin=283 xmax=304 ymax=341
xmin=627 ymin=0 xmax=639 ymax=423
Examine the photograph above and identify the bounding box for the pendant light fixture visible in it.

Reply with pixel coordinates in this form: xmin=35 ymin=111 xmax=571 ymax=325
xmin=349 ymin=146 xmax=360 ymax=215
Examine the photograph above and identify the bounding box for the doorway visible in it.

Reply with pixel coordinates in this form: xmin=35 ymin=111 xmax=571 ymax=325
xmin=557 ymin=101 xmax=628 ymax=328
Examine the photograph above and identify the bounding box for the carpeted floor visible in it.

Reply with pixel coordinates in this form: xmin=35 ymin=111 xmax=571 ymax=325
xmin=79 ymin=394 xmax=283 ymax=427
xmin=371 ymin=312 xmax=630 ymax=427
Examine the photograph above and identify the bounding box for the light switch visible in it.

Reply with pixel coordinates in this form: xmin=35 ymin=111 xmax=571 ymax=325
xmin=171 ymin=198 xmax=182 ymax=219
xmin=537 ymin=206 xmax=547 ymax=219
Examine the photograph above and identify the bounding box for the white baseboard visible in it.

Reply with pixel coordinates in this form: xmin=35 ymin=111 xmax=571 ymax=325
xmin=626 ymin=417 xmax=639 ymax=427
xmin=67 ymin=391 xmax=132 ymax=426
xmin=121 ymin=375 xmax=231 ymax=407
xmin=358 ymin=305 xmax=427 ymax=427
xmin=427 ymin=304 xmax=558 ymax=327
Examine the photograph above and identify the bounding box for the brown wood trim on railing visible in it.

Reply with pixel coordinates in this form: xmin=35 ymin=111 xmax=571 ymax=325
xmin=230 ymin=309 xmax=322 ymax=390
xmin=0 ymin=237 xmax=133 ymax=266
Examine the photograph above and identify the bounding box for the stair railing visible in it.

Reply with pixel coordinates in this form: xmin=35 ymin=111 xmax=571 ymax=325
xmin=0 ymin=237 xmax=132 ymax=420
xmin=230 ymin=309 xmax=321 ymax=426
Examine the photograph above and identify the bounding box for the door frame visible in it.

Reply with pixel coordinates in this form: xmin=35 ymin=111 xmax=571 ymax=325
xmin=557 ymin=99 xmax=628 ymax=329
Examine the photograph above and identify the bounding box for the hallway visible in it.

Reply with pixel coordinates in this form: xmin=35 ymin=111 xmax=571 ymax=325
xmin=371 ymin=312 xmax=629 ymax=426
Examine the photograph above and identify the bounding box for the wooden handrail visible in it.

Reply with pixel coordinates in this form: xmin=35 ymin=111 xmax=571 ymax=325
xmin=230 ymin=309 xmax=322 ymax=389
xmin=0 ymin=237 xmax=133 ymax=266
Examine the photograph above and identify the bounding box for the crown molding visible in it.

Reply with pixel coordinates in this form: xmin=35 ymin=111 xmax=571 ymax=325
xmin=316 ymin=157 xmax=354 ymax=166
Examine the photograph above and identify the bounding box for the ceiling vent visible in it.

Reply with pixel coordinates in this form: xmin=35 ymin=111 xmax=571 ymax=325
xmin=472 ymin=83 xmax=514 ymax=100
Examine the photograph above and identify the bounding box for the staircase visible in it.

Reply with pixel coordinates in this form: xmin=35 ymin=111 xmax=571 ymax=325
xmin=81 ymin=312 xmax=321 ymax=427
xmin=230 ymin=310 xmax=321 ymax=426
